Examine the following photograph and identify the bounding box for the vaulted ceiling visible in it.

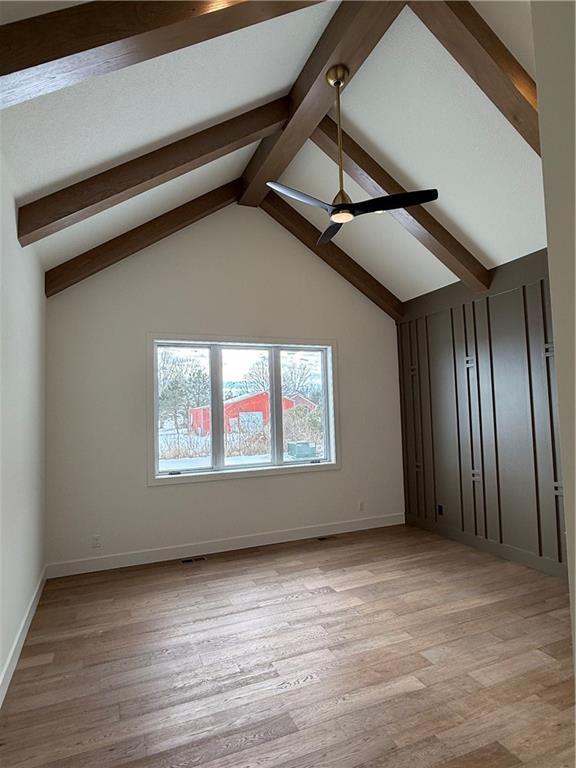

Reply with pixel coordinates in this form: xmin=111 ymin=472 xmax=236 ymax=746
xmin=0 ymin=1 xmax=546 ymax=318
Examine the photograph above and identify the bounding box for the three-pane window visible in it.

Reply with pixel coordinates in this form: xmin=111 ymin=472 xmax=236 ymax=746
xmin=153 ymin=340 xmax=336 ymax=478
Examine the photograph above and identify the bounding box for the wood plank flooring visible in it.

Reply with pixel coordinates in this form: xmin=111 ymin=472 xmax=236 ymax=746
xmin=0 ymin=526 xmax=573 ymax=768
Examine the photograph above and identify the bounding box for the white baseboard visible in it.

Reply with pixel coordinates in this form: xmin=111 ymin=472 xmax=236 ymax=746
xmin=0 ymin=569 xmax=46 ymax=707
xmin=0 ymin=515 xmax=404 ymax=705
xmin=45 ymin=514 xmax=405 ymax=578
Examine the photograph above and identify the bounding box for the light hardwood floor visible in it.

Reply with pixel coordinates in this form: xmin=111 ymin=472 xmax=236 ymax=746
xmin=0 ymin=526 xmax=573 ymax=768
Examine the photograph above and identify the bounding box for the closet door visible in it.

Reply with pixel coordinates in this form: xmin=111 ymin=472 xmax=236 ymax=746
xmin=426 ymin=309 xmax=462 ymax=530
xmin=398 ymin=323 xmax=418 ymax=522
xmin=416 ymin=316 xmax=436 ymax=523
xmin=399 ymin=322 xmax=425 ymax=522
xmin=540 ymin=280 xmax=566 ymax=563
xmin=397 ymin=269 xmax=566 ymax=574
xmin=474 ymin=297 xmax=501 ymax=544
xmin=488 ymin=287 xmax=540 ymax=556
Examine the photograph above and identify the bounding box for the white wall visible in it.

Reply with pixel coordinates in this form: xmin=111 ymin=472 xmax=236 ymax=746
xmin=0 ymin=154 xmax=45 ymax=702
xmin=45 ymin=205 xmax=405 ymax=573
xmin=532 ymin=1 xmax=575 ymax=638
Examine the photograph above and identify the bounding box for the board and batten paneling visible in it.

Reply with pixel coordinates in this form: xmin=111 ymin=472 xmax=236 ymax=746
xmin=398 ymin=250 xmax=566 ymax=576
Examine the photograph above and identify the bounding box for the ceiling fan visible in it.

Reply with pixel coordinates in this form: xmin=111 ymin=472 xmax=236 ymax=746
xmin=266 ymin=64 xmax=438 ymax=245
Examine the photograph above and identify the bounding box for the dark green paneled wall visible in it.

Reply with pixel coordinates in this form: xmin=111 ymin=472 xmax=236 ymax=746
xmin=397 ymin=250 xmax=566 ymax=576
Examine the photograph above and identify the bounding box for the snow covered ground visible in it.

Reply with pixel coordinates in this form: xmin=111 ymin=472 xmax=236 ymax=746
xmin=158 ymin=454 xmax=272 ymax=473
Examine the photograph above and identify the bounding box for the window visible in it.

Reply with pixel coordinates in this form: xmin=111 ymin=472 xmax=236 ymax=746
xmin=222 ymin=348 xmax=272 ymax=468
xmin=152 ymin=339 xmax=337 ymax=481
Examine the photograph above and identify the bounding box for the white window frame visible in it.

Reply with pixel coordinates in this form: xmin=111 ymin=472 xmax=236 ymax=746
xmin=147 ymin=334 xmax=340 ymax=485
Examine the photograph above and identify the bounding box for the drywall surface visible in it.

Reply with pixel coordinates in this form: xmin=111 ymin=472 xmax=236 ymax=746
xmin=45 ymin=205 xmax=404 ymax=570
xmin=0 ymin=154 xmax=45 ymax=701
xmin=532 ymin=0 xmax=575 ymax=634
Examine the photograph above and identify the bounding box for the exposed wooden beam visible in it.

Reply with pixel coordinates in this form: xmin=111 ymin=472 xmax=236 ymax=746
xmin=240 ymin=1 xmax=406 ymax=207
xmin=312 ymin=116 xmax=492 ymax=291
xmin=19 ymin=98 xmax=288 ymax=247
xmin=409 ymin=1 xmax=539 ymax=154
xmin=260 ymin=192 xmax=404 ymax=320
xmin=0 ymin=1 xmax=317 ymax=108
xmin=45 ymin=180 xmax=241 ymax=297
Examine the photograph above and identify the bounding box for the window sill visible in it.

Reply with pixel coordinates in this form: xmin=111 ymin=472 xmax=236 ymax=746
xmin=148 ymin=460 xmax=340 ymax=486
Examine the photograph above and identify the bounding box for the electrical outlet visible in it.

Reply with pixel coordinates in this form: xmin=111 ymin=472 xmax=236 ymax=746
xmin=437 ymin=504 xmax=444 ymax=517
xmin=358 ymin=500 xmax=365 ymax=512
xmin=91 ymin=535 xmax=102 ymax=549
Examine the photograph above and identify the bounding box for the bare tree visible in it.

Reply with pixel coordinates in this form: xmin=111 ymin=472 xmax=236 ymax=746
xmin=157 ymin=349 xmax=210 ymax=454
xmin=282 ymin=360 xmax=312 ymax=397
xmin=242 ymin=357 xmax=269 ymax=393
xmin=243 ymin=357 xmax=315 ymax=398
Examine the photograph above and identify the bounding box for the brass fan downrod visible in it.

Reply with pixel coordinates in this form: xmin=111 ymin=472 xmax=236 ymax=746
xmin=326 ymin=65 xmax=353 ymax=222
xmin=265 ymin=62 xmax=438 ymax=247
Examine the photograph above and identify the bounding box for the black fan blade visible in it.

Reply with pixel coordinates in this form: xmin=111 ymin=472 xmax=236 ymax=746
xmin=266 ymin=181 xmax=333 ymax=213
xmin=350 ymin=189 xmax=438 ymax=217
xmin=317 ymin=222 xmax=342 ymax=245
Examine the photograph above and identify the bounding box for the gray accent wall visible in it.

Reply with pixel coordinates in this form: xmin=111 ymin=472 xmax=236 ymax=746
xmin=398 ymin=250 xmax=567 ymax=576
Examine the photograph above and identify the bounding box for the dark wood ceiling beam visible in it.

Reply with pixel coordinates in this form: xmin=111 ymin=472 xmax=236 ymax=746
xmin=239 ymin=1 xmax=406 ymax=207
xmin=0 ymin=1 xmax=318 ymax=108
xmin=409 ymin=1 xmax=539 ymax=154
xmin=312 ymin=116 xmax=492 ymax=291
xmin=260 ymin=192 xmax=404 ymax=320
xmin=45 ymin=179 xmax=241 ymax=297
xmin=18 ymin=98 xmax=288 ymax=247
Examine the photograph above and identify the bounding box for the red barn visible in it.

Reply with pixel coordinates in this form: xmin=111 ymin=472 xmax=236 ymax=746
xmin=189 ymin=392 xmax=315 ymax=435
xmin=292 ymin=393 xmax=318 ymax=410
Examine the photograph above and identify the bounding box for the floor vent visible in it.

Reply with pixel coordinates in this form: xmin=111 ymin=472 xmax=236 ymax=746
xmin=316 ymin=536 xmax=336 ymax=541
xmin=181 ymin=555 xmax=207 ymax=563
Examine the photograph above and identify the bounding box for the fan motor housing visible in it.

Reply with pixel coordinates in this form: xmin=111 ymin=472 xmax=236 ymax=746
xmin=326 ymin=64 xmax=349 ymax=88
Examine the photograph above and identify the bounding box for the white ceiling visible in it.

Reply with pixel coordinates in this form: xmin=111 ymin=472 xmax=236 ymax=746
xmin=298 ymin=5 xmax=546 ymax=278
xmin=0 ymin=0 xmax=546 ymax=301
xmin=472 ymin=1 xmax=536 ymax=77
xmin=1 ymin=2 xmax=338 ymax=199
xmin=0 ymin=1 xmax=86 ymax=24
xmin=281 ymin=141 xmax=457 ymax=301
xmin=32 ymin=145 xmax=257 ymax=271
